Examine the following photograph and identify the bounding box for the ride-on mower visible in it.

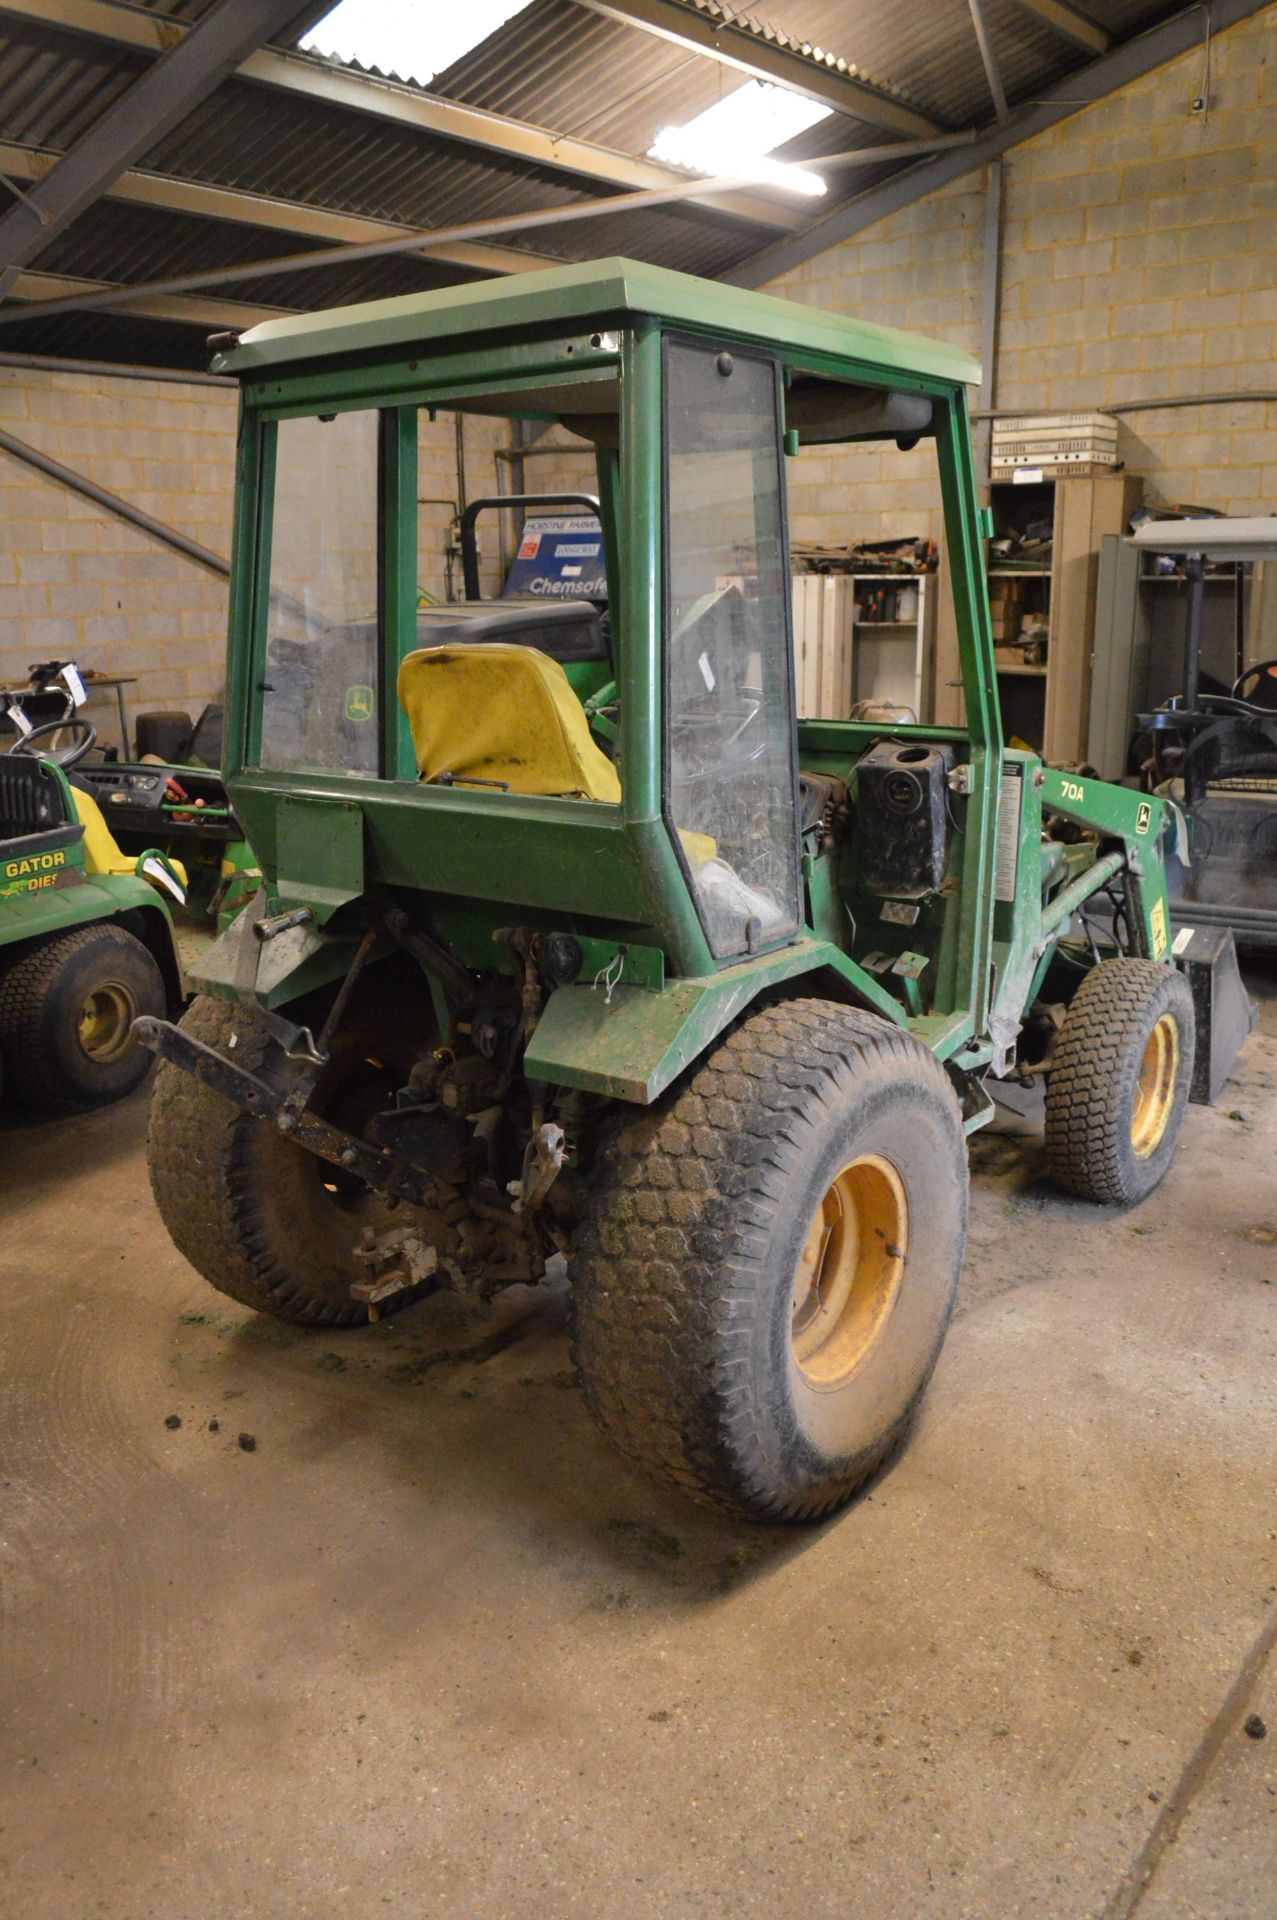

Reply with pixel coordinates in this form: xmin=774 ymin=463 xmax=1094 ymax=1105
xmin=142 ymin=261 xmax=1217 ymax=1520
xmin=0 ymin=663 xmax=258 ymax=1114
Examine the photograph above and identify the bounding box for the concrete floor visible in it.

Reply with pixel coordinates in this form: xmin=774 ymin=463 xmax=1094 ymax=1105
xmin=3 ymin=976 xmax=1276 ymax=1920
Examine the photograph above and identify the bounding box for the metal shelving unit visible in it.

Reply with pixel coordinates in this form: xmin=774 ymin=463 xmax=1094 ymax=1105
xmin=792 ymin=572 xmax=935 ymax=720
xmin=936 ymin=471 xmax=1143 ymax=759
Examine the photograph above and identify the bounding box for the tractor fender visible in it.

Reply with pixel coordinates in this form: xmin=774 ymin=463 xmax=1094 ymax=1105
xmin=523 ymin=937 xmax=903 ymax=1105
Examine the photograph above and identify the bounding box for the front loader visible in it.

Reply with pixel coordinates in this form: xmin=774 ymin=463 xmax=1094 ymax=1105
xmin=141 ymin=260 xmax=1217 ymax=1520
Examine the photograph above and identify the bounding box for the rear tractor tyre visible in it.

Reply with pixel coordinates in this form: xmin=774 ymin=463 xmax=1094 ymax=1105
xmin=570 ymin=999 xmax=969 ymax=1522
xmin=1045 ymin=958 xmax=1195 ymax=1207
xmin=0 ymin=924 xmax=165 ymax=1113
xmin=148 ymin=989 xmax=432 ymax=1327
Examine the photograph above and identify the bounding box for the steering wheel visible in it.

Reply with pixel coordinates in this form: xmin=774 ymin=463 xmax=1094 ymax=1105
xmin=8 ymin=716 xmax=97 ymax=767
xmin=1232 ymin=658 xmax=1277 ymax=710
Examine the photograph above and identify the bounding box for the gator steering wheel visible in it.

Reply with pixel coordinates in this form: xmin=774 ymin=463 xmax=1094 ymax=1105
xmin=8 ymin=716 xmax=97 ymax=767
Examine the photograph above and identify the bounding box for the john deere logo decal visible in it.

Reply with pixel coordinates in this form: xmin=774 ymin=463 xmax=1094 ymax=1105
xmin=1136 ymin=801 xmax=1152 ymax=835
xmin=344 ymin=684 xmax=374 ymax=723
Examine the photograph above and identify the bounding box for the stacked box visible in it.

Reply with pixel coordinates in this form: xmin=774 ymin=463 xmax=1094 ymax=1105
xmin=988 ymin=576 xmax=1023 ymax=643
xmin=992 ymin=411 xmax=1118 ymax=479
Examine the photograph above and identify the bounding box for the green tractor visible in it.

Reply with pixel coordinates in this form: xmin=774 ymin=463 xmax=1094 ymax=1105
xmin=141 ymin=260 xmax=1213 ymax=1520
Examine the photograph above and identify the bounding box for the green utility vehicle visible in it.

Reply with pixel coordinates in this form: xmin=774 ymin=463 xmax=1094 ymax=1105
xmin=0 ymin=716 xmax=185 ymax=1113
xmin=0 ymin=669 xmax=259 ymax=1114
xmin=143 ymin=260 xmax=1203 ymax=1520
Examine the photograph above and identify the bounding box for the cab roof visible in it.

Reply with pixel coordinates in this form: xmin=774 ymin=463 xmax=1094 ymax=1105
xmin=212 ymin=256 xmax=980 ymax=389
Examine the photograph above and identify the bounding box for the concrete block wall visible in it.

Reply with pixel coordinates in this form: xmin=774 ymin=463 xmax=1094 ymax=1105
xmin=419 ymin=411 xmax=512 ymax=602
xmin=2 ymin=5 xmax=1272 ymax=725
xmin=0 ymin=364 xmax=237 ymax=747
xmin=0 ymin=365 xmax=512 ymax=741
xmin=771 ymin=2 xmax=1277 ymax=548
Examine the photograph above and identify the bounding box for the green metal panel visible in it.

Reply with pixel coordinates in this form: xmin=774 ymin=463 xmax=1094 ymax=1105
xmin=523 ymin=935 xmax=901 ymax=1103
xmin=1039 ymin=766 xmax=1166 ymax=846
xmin=1038 ymin=767 xmax=1172 ymax=961
xmin=213 ymin=258 xmax=981 ymax=390
xmin=0 ymin=827 xmax=83 ymax=894
xmin=254 ymin=344 xmax=622 ymax=420
xmin=274 ymin=795 xmax=364 ymax=920
xmin=233 ymin=773 xmax=655 ymax=927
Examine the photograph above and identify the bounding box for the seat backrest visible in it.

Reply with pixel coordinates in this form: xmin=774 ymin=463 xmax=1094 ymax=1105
xmin=68 ymin=782 xmax=136 ymax=875
xmin=397 ymin=644 xmax=620 ymax=802
xmin=0 ymin=755 xmax=68 ymax=840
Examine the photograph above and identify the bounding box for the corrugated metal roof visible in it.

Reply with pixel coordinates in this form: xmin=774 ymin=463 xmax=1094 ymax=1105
xmin=0 ymin=0 xmax=1200 ymax=369
xmin=437 ymin=2 xmax=937 ymax=150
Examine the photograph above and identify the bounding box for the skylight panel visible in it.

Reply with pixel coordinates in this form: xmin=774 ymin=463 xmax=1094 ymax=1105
xmin=301 ymin=0 xmax=531 ymax=88
xmin=649 ymin=81 xmax=830 ymax=197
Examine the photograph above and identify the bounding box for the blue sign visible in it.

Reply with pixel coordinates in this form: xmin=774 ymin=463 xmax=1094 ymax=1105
xmin=503 ymin=512 xmax=606 ymax=600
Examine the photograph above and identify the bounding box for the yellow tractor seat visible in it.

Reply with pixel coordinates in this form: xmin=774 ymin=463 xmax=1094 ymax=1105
xmin=69 ymin=783 xmax=188 ymax=889
xmin=397 ymin=643 xmax=621 ymax=803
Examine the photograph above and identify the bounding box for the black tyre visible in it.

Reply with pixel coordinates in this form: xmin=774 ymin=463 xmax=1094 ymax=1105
xmin=571 ymin=999 xmax=968 ymax=1522
xmin=148 ymin=986 xmax=434 ymax=1326
xmin=0 ymin=924 xmax=165 ymax=1113
xmin=1045 ymin=957 xmax=1195 ymax=1206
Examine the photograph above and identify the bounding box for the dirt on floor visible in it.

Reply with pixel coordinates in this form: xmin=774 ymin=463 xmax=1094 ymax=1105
xmin=2 ymin=969 xmax=1275 ymax=1920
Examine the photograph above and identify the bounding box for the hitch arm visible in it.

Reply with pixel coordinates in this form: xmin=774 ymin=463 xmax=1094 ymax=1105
xmin=132 ymin=1016 xmax=433 ymax=1206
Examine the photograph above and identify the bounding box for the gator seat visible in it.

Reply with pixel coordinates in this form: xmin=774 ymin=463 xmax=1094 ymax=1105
xmin=397 ymin=643 xmax=621 ymax=802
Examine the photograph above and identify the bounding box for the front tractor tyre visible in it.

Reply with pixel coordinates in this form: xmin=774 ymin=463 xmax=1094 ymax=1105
xmin=0 ymin=923 xmax=165 ymax=1113
xmin=571 ymin=1000 xmax=969 ymax=1522
xmin=1045 ymin=957 xmax=1195 ymax=1207
xmin=148 ymin=990 xmax=433 ymax=1327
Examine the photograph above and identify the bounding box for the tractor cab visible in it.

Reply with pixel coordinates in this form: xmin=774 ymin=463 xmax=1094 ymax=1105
xmin=204 ymin=260 xmax=1009 ymax=1034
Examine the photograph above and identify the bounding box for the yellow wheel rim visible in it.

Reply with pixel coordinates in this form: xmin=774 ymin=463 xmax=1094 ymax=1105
xmin=78 ymin=982 xmax=137 ymax=1063
xmin=1131 ymin=1013 xmax=1179 ymax=1159
xmin=790 ymin=1155 xmax=908 ymax=1390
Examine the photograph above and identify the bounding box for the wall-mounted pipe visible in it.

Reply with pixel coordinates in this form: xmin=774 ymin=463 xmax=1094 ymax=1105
xmin=973 ymin=390 xmax=1277 ymax=418
xmin=0 ymin=425 xmax=230 ymax=576
xmin=0 ymin=348 xmax=232 ymax=388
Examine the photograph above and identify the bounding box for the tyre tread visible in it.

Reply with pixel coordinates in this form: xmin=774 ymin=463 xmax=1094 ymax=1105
xmin=0 ymin=924 xmax=160 ymax=1111
xmin=148 ymin=995 xmax=368 ymax=1327
xmin=571 ymin=998 xmax=964 ymax=1521
xmin=1044 ymin=957 xmax=1193 ymax=1205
